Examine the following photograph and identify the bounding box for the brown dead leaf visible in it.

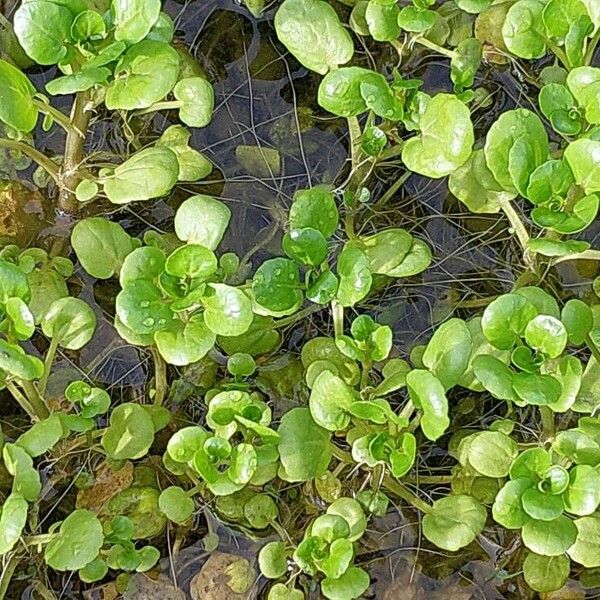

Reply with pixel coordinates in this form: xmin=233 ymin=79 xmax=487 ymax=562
xmin=190 ymin=552 xmax=256 ymax=600
xmin=76 ymin=461 xmax=134 ymax=513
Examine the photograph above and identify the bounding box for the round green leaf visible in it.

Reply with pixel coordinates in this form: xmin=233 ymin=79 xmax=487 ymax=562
xmin=105 ymin=40 xmax=180 ymax=110
xmin=309 ymin=370 xmax=357 ymax=431
xmin=42 ymin=297 xmax=96 ymax=350
xmin=173 ymin=77 xmax=214 ymax=127
xmin=523 ymin=552 xmax=570 ymax=593
xmin=155 ymin=315 xmax=216 ymax=366
xmin=259 ymin=541 xmax=288 ymax=578
xmin=158 ymin=486 xmax=194 ymax=524
xmin=321 ymin=566 xmax=370 ymax=600
xmin=423 ymin=495 xmax=487 ymax=551
xmin=336 ymin=245 xmax=372 ymax=308
xmin=113 ymin=0 xmax=161 ymax=44
xmin=72 ymin=218 xmax=137 ymax=279
xmin=467 ymin=431 xmax=518 ymax=478
xmin=481 ymin=293 xmax=538 ymax=350
xmin=116 ymin=279 xmax=173 ymax=335
xmin=524 ymin=315 xmax=568 ymax=358
xmin=502 ymin=0 xmax=547 ymax=59
xmin=402 ymin=94 xmax=474 ymax=178
xmin=521 ymin=487 xmax=564 ymax=521
xmin=202 ymin=283 xmax=253 ymax=336
xmin=101 ymin=403 xmax=155 ymax=460
xmin=492 ymin=478 xmax=534 ymax=529
xmin=289 ymin=187 xmax=339 ymax=238
xmin=406 ymin=370 xmax=449 ymax=441
xmin=174 ymin=195 xmax=231 ymax=250
xmin=45 ymin=510 xmax=104 ymax=571
xmin=277 ymin=407 xmax=332 ymax=482
xmin=563 ymin=465 xmax=600 ymax=516
xmin=0 ymin=493 xmax=28 ymax=555
xmin=252 ymin=258 xmax=303 ymax=312
xmin=568 ymin=515 xmax=600 ymax=567
xmin=521 ymin=515 xmax=577 ymax=556
xmin=274 ymin=0 xmax=354 ymax=74
xmin=283 ymin=228 xmax=328 ymax=267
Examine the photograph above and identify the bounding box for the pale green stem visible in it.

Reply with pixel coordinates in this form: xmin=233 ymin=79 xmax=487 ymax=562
xmin=413 ymin=36 xmax=455 ymax=59
xmin=382 ymin=475 xmax=433 ymax=514
xmin=0 ymin=552 xmax=21 ymax=600
xmin=39 ymin=337 xmax=59 ymax=397
xmin=585 ymin=29 xmax=600 ymax=65
xmin=150 ymin=347 xmax=167 ymax=406
xmin=498 ymin=198 xmax=530 ymax=250
xmin=274 ymin=304 xmax=324 ymax=328
xmin=331 ymin=300 xmax=344 ymax=338
xmin=0 ymin=139 xmax=59 ymax=182
xmin=133 ymin=101 xmax=181 ymax=117
xmin=6 ymin=382 xmax=38 ymax=421
xmin=539 ymin=406 xmax=555 ymax=439
xmin=553 ymin=249 xmax=600 ymax=265
xmin=32 ymin=98 xmax=81 ymax=137
xmin=20 ymin=381 xmax=50 ymax=420
xmin=405 ymin=475 xmax=453 ymax=485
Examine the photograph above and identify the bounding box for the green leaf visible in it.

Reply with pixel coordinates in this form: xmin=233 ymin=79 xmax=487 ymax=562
xmin=278 ymin=407 xmax=331 ymax=482
xmin=289 ymin=187 xmax=339 ymax=238
xmin=0 ymin=493 xmax=28 ymax=555
xmin=119 ymin=246 xmax=166 ymax=285
xmin=155 ymin=315 xmax=215 ymax=366
xmin=79 ymin=557 xmax=108 ymax=583
xmin=406 ymin=370 xmax=449 ymax=441
xmin=524 ymin=315 xmax=568 ymax=358
xmin=455 ymin=0 xmax=492 ymax=13
xmin=274 ymin=0 xmax=354 ymax=74
xmin=259 ymin=541 xmax=288 ymax=578
xmin=102 ymin=403 xmax=155 ymax=460
xmin=502 ymin=0 xmax=547 ymax=59
xmin=158 ymin=486 xmax=194 ymax=524
xmin=173 ymin=77 xmax=214 ymax=127
xmin=71 ymin=10 xmax=106 ymax=42
xmin=512 ymin=372 xmax=562 ymax=406
xmin=521 ymin=487 xmax=564 ymax=521
xmin=113 ymin=0 xmax=161 ymax=44
xmin=45 ymin=510 xmax=104 ymax=571
xmin=267 ymin=584 xmax=303 ymax=600
xmin=564 ymin=139 xmax=600 ymax=194
xmin=6 ymin=297 xmax=34 ymax=340
xmin=359 ymin=229 xmax=413 ymax=275
xmin=402 ymin=94 xmax=474 ymax=178
xmin=0 ymin=340 xmax=43 ymax=381
xmin=244 ymin=494 xmax=278 ymax=528
xmin=202 ymin=283 xmax=253 ymax=336
xmin=283 ymin=228 xmax=328 ymax=267
xmin=116 ymin=279 xmax=173 ymax=335
xmin=156 ymin=125 xmax=212 ymax=181
xmin=451 ymin=38 xmax=483 ymax=90
xmin=449 ymin=149 xmax=515 ymax=214
xmin=492 ymin=477 xmax=534 ymax=529
xmin=365 ymin=1 xmax=400 ymax=41
xmin=165 ymin=244 xmax=217 ymax=280
xmin=523 ymin=553 xmax=570 ymax=593
xmin=336 ymin=245 xmax=372 ymax=307
xmin=42 ymin=297 xmax=96 ymax=350
xmin=252 ymin=258 xmax=303 ymax=312
xmin=16 ymin=414 xmax=63 ymax=457
xmin=422 ymin=495 xmax=487 ymax=551
xmin=72 ymin=218 xmax=138 ymax=279
xmin=484 ymin=108 xmax=548 ymax=194
xmin=105 ymin=40 xmax=180 ymax=110
xmin=46 ymin=67 xmax=111 ymax=95
xmin=562 ymin=299 xmax=593 ymax=345
xmin=321 ymin=566 xmax=370 ymax=600
xmin=569 ymin=515 xmax=600 ymax=567
xmin=3 ymin=444 xmax=40 ymax=501
xmin=422 ymin=318 xmax=471 ymax=389
xmin=563 ymin=465 xmax=600 ymax=516
xmin=568 ymin=67 xmax=600 ymax=124
xmin=102 ymin=146 xmax=179 ymax=204
xmin=174 ymin=195 xmax=231 ymax=249
xmin=521 ymin=515 xmax=577 ymax=556
xmin=466 ymin=431 xmax=518 ymax=478
xmin=14 ymin=1 xmax=74 ymax=65
xmin=0 ymin=59 xmax=38 ymax=132
xmin=398 ymin=6 xmax=437 ymax=32
xmin=0 ymin=260 xmax=30 ymax=304
xmin=309 ymin=371 xmax=357 ymax=431
xmin=545 ymin=355 xmax=583 ymax=413
xmin=481 ymin=293 xmax=538 ymax=350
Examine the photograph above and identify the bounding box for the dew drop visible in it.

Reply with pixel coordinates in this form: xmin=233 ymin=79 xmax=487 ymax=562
xmin=140 ymin=300 xmax=150 ymax=308
xmin=143 ymin=317 xmax=155 ymax=327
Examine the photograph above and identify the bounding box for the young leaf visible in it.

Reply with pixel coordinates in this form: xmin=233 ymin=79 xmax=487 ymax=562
xmin=174 ymin=195 xmax=231 ymax=249
xmin=101 ymin=403 xmax=155 ymax=460
xmin=42 ymin=297 xmax=96 ymax=350
xmin=158 ymin=486 xmax=194 ymax=524
xmin=112 ymin=0 xmax=161 ymax=45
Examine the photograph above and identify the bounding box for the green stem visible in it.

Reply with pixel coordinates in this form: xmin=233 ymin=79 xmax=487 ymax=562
xmin=382 ymin=475 xmax=433 ymax=514
xmin=0 ymin=552 xmax=21 ymax=600
xmin=133 ymin=101 xmax=181 ymax=117
xmin=586 ymin=333 xmax=600 ymax=365
xmin=498 ymin=198 xmax=530 ymax=250
xmin=373 ymin=170 xmax=410 ymax=209
xmin=553 ymin=249 xmax=600 ymax=265
xmin=331 ymin=300 xmax=344 ymax=338
xmin=405 ymin=475 xmax=453 ymax=485
xmin=540 ymin=406 xmax=555 ymax=439
xmin=39 ymin=337 xmax=59 ymax=397
xmin=329 ymin=442 xmax=352 ymax=463
xmin=6 ymin=381 xmax=50 ymax=421
xmin=32 ymin=98 xmax=81 ymax=137
xmin=150 ymin=347 xmax=167 ymax=406
xmin=58 ymin=90 xmax=92 ymax=212
xmin=413 ymin=36 xmax=455 ymax=59
xmin=585 ymin=28 xmax=600 ymax=65
xmin=398 ymin=400 xmax=415 ymax=424
xmin=24 ymin=533 xmax=56 ymax=545
xmin=20 ymin=381 xmax=50 ymax=420
xmin=274 ymin=304 xmax=324 ymax=328
xmin=0 ymin=139 xmax=59 ymax=182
